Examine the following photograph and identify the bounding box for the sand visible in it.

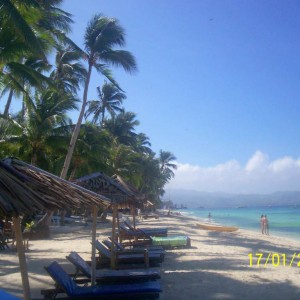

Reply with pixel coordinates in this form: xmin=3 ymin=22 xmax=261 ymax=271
xmin=0 ymin=214 xmax=300 ymax=299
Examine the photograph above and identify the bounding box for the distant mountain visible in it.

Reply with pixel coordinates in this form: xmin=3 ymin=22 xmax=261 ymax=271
xmin=164 ymin=189 xmax=300 ymax=208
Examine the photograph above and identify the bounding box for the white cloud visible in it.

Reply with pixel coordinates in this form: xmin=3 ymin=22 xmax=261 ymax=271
xmin=167 ymin=151 xmax=300 ymax=194
xmin=245 ymin=151 xmax=269 ymax=172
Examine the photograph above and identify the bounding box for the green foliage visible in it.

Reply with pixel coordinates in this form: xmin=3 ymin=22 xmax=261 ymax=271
xmin=0 ymin=3 xmax=176 ymax=207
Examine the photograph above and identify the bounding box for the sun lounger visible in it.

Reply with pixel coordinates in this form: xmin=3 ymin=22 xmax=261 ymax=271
xmin=103 ymin=237 xmax=165 ymax=255
xmin=95 ymin=240 xmax=163 ymax=267
xmin=103 ymin=239 xmax=165 ymax=259
xmin=124 ymin=221 xmax=168 ymax=236
xmin=44 ymin=261 xmax=161 ymax=299
xmin=0 ymin=289 xmax=21 ymax=300
xmin=66 ymin=251 xmax=160 ymax=283
xmin=119 ymin=224 xmax=168 ymax=244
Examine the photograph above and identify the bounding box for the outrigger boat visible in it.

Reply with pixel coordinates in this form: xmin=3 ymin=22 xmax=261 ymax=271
xmin=196 ymin=223 xmax=238 ymax=232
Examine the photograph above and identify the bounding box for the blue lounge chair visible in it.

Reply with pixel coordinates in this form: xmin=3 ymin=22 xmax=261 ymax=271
xmin=0 ymin=290 xmax=21 ymax=300
xmin=44 ymin=261 xmax=161 ymax=299
xmin=66 ymin=251 xmax=160 ymax=282
xmin=102 ymin=239 xmax=165 ymax=260
xmin=95 ymin=240 xmax=163 ymax=267
xmin=124 ymin=221 xmax=168 ymax=237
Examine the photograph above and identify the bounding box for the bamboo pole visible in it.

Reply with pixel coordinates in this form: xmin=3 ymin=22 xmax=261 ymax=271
xmin=116 ymin=207 xmax=120 ymax=243
xmin=91 ymin=206 xmax=98 ymax=286
xmin=12 ymin=216 xmax=31 ymax=300
xmin=110 ymin=204 xmax=117 ymax=269
xmin=131 ymin=205 xmax=136 ymax=230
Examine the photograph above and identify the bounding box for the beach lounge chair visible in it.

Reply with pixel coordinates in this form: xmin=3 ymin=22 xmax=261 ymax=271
xmin=124 ymin=221 xmax=168 ymax=237
xmin=44 ymin=261 xmax=161 ymax=299
xmin=102 ymin=240 xmax=165 ymax=259
xmin=0 ymin=289 xmax=21 ymax=300
xmin=95 ymin=240 xmax=163 ymax=267
xmin=66 ymin=251 xmax=160 ymax=283
xmin=119 ymin=224 xmax=168 ymax=245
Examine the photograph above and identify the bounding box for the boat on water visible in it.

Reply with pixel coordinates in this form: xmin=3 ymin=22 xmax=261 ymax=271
xmin=196 ymin=223 xmax=238 ymax=232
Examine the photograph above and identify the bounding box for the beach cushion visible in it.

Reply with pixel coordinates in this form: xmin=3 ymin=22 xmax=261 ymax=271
xmin=151 ymin=236 xmax=189 ymax=247
xmin=0 ymin=290 xmax=21 ymax=300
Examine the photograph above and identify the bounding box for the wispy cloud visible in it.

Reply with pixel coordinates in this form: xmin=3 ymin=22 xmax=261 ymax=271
xmin=167 ymin=151 xmax=300 ymax=193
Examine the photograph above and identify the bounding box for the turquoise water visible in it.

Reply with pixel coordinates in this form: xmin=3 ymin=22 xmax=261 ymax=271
xmin=180 ymin=206 xmax=300 ymax=241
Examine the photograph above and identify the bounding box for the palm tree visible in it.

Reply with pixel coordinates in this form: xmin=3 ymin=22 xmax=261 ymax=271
xmin=0 ymin=89 xmax=78 ymax=166
xmin=134 ymin=133 xmax=152 ymax=154
xmin=50 ymin=45 xmax=87 ymax=95
xmin=103 ymin=111 xmax=139 ymax=146
xmin=1 ymin=56 xmax=51 ymax=117
xmin=0 ymin=0 xmax=48 ymax=61
xmin=60 ymin=14 xmax=137 ymax=179
xmin=67 ymin=123 xmax=111 ymax=180
xmin=1 ymin=0 xmax=73 ymax=116
xmin=85 ymin=81 xmax=126 ymax=124
xmin=159 ymin=150 xmax=177 ymax=181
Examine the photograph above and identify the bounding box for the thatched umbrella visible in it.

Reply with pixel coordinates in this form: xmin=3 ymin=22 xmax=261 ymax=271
xmin=75 ymin=172 xmax=149 ymax=268
xmin=0 ymin=158 xmax=111 ymax=300
xmin=112 ymin=175 xmax=147 ymax=229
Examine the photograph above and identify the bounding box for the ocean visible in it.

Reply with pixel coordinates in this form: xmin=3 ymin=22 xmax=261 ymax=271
xmin=179 ymin=206 xmax=300 ymax=241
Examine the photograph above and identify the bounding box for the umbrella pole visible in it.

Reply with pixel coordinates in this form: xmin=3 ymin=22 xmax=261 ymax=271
xmin=111 ymin=204 xmax=117 ymax=269
xmin=131 ymin=205 xmax=136 ymax=230
xmin=116 ymin=208 xmax=120 ymax=243
xmin=12 ymin=216 xmax=31 ymax=300
xmin=91 ymin=206 xmax=98 ymax=286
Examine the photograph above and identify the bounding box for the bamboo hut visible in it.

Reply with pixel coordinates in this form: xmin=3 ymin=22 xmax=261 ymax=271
xmin=0 ymin=157 xmax=111 ymax=300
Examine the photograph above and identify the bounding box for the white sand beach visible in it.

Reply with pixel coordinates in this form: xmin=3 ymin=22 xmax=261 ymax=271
xmin=1 ymin=214 xmax=300 ymax=299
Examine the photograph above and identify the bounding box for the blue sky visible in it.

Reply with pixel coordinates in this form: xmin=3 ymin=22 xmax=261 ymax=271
xmin=62 ymin=0 xmax=300 ymax=193
xmin=3 ymin=1 xmax=300 ymax=193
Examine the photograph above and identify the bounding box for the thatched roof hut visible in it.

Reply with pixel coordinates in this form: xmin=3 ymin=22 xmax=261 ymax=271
xmin=0 ymin=158 xmax=111 ymax=217
xmin=75 ymin=172 xmax=140 ymax=208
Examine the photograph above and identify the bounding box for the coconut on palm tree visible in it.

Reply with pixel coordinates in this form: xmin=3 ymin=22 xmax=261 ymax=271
xmin=60 ymin=14 xmax=137 ymax=179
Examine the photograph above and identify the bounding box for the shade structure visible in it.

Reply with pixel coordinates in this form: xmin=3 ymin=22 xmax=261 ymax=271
xmin=75 ymin=172 xmax=147 ymax=268
xmin=0 ymin=157 xmax=111 ymax=299
xmin=0 ymin=158 xmax=111 ymax=217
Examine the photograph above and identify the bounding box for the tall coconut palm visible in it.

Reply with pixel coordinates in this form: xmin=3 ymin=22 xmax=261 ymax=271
xmin=1 ymin=0 xmax=73 ymax=116
xmin=103 ymin=110 xmax=139 ymax=146
xmin=60 ymin=14 xmax=137 ymax=179
xmin=134 ymin=133 xmax=152 ymax=154
xmin=1 ymin=56 xmax=51 ymax=117
xmin=50 ymin=45 xmax=87 ymax=95
xmin=85 ymin=81 xmax=126 ymax=124
xmin=0 ymin=89 xmax=78 ymax=166
xmin=0 ymin=0 xmax=47 ymax=61
xmin=159 ymin=150 xmax=177 ymax=181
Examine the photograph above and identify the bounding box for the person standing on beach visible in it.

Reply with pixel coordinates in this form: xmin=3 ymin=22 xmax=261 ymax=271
xmin=208 ymin=212 xmax=212 ymax=222
xmin=264 ymin=215 xmax=269 ymax=235
xmin=260 ymin=215 xmax=265 ymax=234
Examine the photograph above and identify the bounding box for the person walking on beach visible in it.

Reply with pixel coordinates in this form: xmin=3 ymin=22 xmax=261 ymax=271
xmin=264 ymin=215 xmax=269 ymax=235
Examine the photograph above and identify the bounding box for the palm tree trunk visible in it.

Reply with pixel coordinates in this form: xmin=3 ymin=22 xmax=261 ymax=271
xmin=101 ymin=109 xmax=105 ymax=124
xmin=60 ymin=63 xmax=93 ymax=179
xmin=3 ymin=89 xmax=14 ymax=117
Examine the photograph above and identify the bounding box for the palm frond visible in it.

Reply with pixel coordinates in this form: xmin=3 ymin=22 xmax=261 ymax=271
xmin=100 ymin=50 xmax=137 ymax=74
